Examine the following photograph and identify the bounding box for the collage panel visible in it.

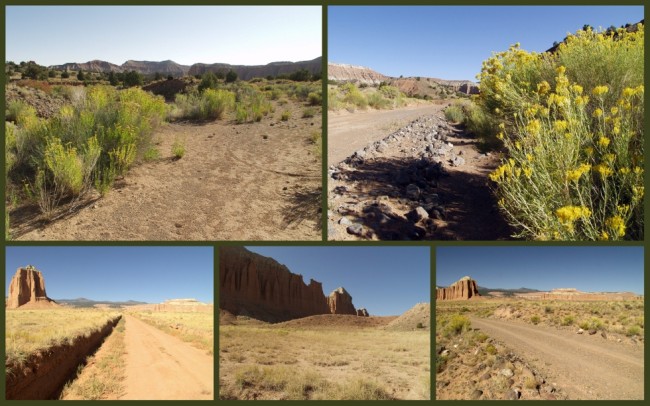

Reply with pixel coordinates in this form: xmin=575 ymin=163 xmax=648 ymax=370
xmin=327 ymin=5 xmax=644 ymax=241
xmin=5 ymin=246 xmax=214 ymax=400
xmin=435 ymin=246 xmax=644 ymax=400
xmin=218 ymin=245 xmax=431 ymax=400
xmin=5 ymin=5 xmax=323 ymax=242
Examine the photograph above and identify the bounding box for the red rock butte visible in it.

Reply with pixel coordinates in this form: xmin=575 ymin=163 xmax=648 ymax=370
xmin=436 ymin=276 xmax=480 ymax=300
xmin=219 ymin=247 xmax=368 ymax=322
xmin=6 ymin=265 xmax=58 ymax=309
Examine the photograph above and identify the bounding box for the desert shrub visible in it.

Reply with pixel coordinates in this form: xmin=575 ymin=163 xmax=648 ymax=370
xmin=225 ymin=69 xmax=237 ymax=83
xmin=143 ymin=146 xmax=160 ymax=162
xmin=444 ymin=104 xmax=465 ymax=123
xmin=341 ymin=83 xmax=368 ymax=110
xmin=366 ymin=91 xmax=391 ymax=109
xmin=444 ymin=314 xmax=470 ymax=336
xmin=416 ymin=322 xmax=424 ymax=329
xmin=328 ymin=88 xmax=344 ymax=111
xmin=530 ymin=315 xmax=540 ymax=325
xmin=281 ymin=110 xmax=291 ymax=121
xmin=200 ymin=88 xmax=235 ymax=120
xmin=561 ymin=315 xmax=575 ymax=326
xmin=123 ymin=70 xmax=143 ymax=88
xmin=308 ymin=91 xmax=322 ymax=106
xmin=544 ymin=306 xmax=553 ymax=314
xmin=626 ymin=325 xmax=641 ymax=336
xmin=474 ymin=23 xmax=644 ymax=240
xmin=302 ymin=107 xmax=316 ymax=118
xmin=171 ymin=139 xmax=185 ymax=159
xmin=235 ymin=103 xmax=248 ymax=124
xmin=485 ymin=344 xmax=497 ymax=355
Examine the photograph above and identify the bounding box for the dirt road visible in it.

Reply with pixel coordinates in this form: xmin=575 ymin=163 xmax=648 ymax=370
xmin=328 ymin=104 xmax=443 ymax=166
xmin=13 ymin=101 xmax=321 ymax=240
xmin=471 ymin=317 xmax=644 ymax=400
xmin=121 ymin=315 xmax=213 ymax=400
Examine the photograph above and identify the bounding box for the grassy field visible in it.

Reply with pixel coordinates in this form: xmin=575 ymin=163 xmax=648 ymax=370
xmin=128 ymin=310 xmax=214 ymax=354
xmin=219 ymin=325 xmax=430 ymax=400
xmin=437 ymin=299 xmax=644 ymax=336
xmin=60 ymin=318 xmax=126 ymax=400
xmin=5 ymin=309 xmax=121 ymax=369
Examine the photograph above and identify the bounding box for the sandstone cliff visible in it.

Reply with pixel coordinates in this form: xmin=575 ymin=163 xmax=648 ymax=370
xmin=328 ymin=287 xmax=357 ymax=315
xmin=7 ymin=265 xmax=57 ymax=309
xmin=436 ymin=276 xmax=480 ymax=300
xmin=188 ymin=57 xmax=322 ymax=80
xmin=220 ymin=247 xmax=367 ymax=322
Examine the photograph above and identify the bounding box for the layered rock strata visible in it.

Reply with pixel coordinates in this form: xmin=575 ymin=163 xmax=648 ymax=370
xmin=436 ymin=276 xmax=480 ymax=300
xmin=220 ymin=247 xmax=367 ymax=322
xmin=7 ymin=266 xmax=57 ymax=309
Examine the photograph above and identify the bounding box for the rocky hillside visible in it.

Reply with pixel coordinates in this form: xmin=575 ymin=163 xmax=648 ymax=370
xmin=328 ymin=62 xmax=478 ymax=95
xmin=49 ymin=57 xmax=322 ymax=79
xmin=328 ymin=63 xmax=387 ymax=85
xmin=188 ymin=57 xmax=322 ymax=80
xmin=219 ymin=247 xmax=366 ymax=323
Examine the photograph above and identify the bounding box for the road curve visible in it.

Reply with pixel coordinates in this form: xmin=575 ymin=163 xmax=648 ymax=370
xmin=470 ymin=317 xmax=643 ymax=400
xmin=121 ymin=315 xmax=213 ymax=400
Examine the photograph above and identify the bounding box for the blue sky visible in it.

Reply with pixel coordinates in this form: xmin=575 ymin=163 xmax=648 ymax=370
xmin=436 ymin=246 xmax=644 ymax=294
xmin=5 ymin=246 xmax=214 ymax=303
xmin=245 ymin=246 xmax=430 ymax=316
xmin=329 ymin=6 xmax=644 ymax=81
xmin=5 ymin=6 xmax=321 ymax=66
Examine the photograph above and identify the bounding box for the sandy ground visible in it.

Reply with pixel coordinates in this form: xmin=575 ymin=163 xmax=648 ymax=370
xmin=328 ymin=104 xmax=443 ymax=166
xmin=121 ymin=315 xmax=213 ymax=400
xmin=471 ymin=317 xmax=644 ymax=400
xmin=12 ymin=101 xmax=321 ymax=240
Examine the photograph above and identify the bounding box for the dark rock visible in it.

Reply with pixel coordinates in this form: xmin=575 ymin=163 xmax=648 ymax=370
xmin=407 ymin=206 xmax=429 ymax=223
xmin=588 ymin=329 xmax=597 ymax=335
xmin=346 ymin=224 xmax=364 ymax=236
xmin=471 ymin=389 xmax=483 ymax=400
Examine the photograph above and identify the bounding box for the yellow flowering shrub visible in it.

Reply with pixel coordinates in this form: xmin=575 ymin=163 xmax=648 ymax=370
xmin=475 ymin=23 xmax=644 ymax=240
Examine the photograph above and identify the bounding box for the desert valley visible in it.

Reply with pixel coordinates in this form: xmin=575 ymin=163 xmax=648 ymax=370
xmin=5 ymin=263 xmax=214 ymax=400
xmin=436 ymin=275 xmax=644 ymax=400
xmin=219 ymin=246 xmax=430 ymax=400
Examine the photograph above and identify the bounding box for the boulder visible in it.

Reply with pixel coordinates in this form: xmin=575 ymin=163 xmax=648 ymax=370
xmin=7 ymin=265 xmax=57 ymax=309
xmin=328 ymin=287 xmax=357 ymax=315
xmin=436 ymin=276 xmax=480 ymax=300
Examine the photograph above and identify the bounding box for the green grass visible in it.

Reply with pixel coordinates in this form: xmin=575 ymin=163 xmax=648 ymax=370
xmin=280 ymin=110 xmax=291 ymax=121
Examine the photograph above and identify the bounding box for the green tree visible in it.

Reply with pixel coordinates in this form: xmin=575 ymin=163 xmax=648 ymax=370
xmin=289 ymin=68 xmax=311 ymax=82
xmin=154 ymin=72 xmax=162 ymax=81
xmin=23 ymin=64 xmax=42 ymax=79
xmin=61 ymin=70 xmax=70 ymax=79
xmin=108 ymin=71 xmax=119 ymax=86
xmin=48 ymin=70 xmax=56 ymax=78
xmin=225 ymin=69 xmax=237 ymax=83
xmin=77 ymin=70 xmax=85 ymax=81
xmin=123 ymin=70 xmax=143 ymax=87
xmin=198 ymin=72 xmax=219 ymax=92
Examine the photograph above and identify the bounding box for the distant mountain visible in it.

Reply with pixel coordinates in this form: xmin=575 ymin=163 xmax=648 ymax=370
xmin=188 ymin=57 xmax=322 ymax=80
xmin=49 ymin=57 xmax=322 ymax=80
xmin=55 ymin=298 xmax=148 ymax=308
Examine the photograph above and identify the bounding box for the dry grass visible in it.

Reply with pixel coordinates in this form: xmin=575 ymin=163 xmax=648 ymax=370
xmin=5 ymin=309 xmax=122 ymax=367
xmin=219 ymin=325 xmax=429 ymax=400
xmin=128 ymin=310 xmax=213 ymax=354
xmin=60 ymin=318 xmax=126 ymax=400
xmin=437 ymin=299 xmax=644 ymax=337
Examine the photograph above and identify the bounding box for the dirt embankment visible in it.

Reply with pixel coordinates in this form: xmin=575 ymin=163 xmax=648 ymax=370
xmin=6 ymin=315 xmax=122 ymax=400
xmin=471 ymin=317 xmax=644 ymax=399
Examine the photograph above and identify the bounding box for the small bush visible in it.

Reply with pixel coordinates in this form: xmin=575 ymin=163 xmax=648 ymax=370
xmin=235 ymin=103 xmax=248 ymax=124
xmin=544 ymin=306 xmax=553 ymax=314
xmin=485 ymin=344 xmax=497 ymax=355
xmin=626 ymin=325 xmax=641 ymax=336
xmin=444 ymin=104 xmax=466 ymax=123
xmin=444 ymin=314 xmax=470 ymax=336
xmin=416 ymin=322 xmax=424 ymax=329
xmin=143 ymin=146 xmax=160 ymax=162
xmin=531 ymin=315 xmax=540 ymax=325
xmin=171 ymin=139 xmax=185 ymax=160
xmin=561 ymin=315 xmax=575 ymax=326
xmin=302 ymin=107 xmax=316 ymax=118
xmin=308 ymin=91 xmax=322 ymax=106
xmin=281 ymin=111 xmax=291 ymax=121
